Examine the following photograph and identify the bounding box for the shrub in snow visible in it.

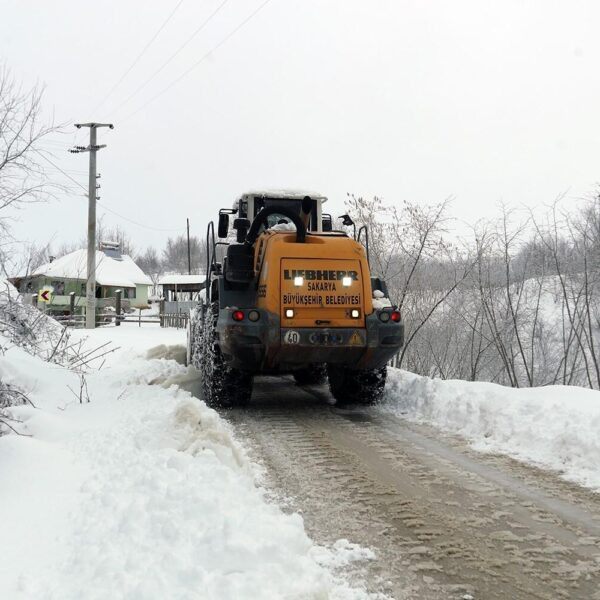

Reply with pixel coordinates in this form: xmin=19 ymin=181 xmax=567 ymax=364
xmin=0 ymin=279 xmax=73 ymax=364
xmin=0 ymin=280 xmax=118 ymax=434
xmin=0 ymin=380 xmax=33 ymax=436
xmin=0 ymin=279 xmax=107 ymax=371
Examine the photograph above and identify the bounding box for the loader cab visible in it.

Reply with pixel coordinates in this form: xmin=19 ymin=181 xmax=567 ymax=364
xmin=216 ymin=191 xmax=333 ymax=289
xmin=237 ymin=191 xmax=327 ymax=233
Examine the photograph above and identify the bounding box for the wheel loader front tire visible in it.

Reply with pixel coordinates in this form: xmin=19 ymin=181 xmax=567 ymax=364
xmin=198 ymin=302 xmax=253 ymax=408
xmin=327 ymin=365 xmax=387 ymax=406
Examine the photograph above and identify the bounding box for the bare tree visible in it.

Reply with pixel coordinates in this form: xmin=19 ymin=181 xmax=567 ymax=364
xmin=137 ymin=246 xmax=163 ymax=295
xmin=0 ymin=67 xmax=57 ymax=233
xmin=96 ymin=220 xmax=136 ymax=257
xmin=0 ymin=67 xmax=62 ymax=276
xmin=162 ymin=234 xmax=206 ymax=274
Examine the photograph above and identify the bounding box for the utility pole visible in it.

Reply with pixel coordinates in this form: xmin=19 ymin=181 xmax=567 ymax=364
xmin=186 ymin=218 xmax=192 ymax=275
xmin=70 ymin=122 xmax=114 ymax=329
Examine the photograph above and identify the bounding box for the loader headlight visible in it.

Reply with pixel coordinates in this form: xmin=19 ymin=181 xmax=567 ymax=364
xmin=342 ymin=276 xmax=352 ymax=287
xmin=351 ymin=309 xmax=360 ymax=318
xmin=285 ymin=309 xmax=294 ymax=318
xmin=294 ymin=276 xmax=304 ymax=286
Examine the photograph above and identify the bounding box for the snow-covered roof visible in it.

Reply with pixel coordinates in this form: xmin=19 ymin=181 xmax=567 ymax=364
xmin=29 ymin=249 xmax=152 ymax=288
xmin=240 ymin=189 xmax=327 ymax=201
xmin=159 ymin=274 xmax=206 ymax=286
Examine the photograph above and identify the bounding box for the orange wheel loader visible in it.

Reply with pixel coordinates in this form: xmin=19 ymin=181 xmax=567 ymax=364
xmin=187 ymin=190 xmax=404 ymax=407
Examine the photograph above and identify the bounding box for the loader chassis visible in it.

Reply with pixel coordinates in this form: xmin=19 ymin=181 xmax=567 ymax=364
xmin=188 ymin=192 xmax=404 ymax=407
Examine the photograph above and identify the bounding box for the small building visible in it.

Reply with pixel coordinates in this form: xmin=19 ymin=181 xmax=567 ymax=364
xmin=159 ymin=274 xmax=206 ymax=302
xmin=11 ymin=246 xmax=152 ymax=312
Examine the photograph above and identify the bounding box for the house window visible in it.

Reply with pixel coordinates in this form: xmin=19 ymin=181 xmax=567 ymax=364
xmin=51 ymin=280 xmax=65 ymax=295
xmin=80 ymin=284 xmax=86 ymax=296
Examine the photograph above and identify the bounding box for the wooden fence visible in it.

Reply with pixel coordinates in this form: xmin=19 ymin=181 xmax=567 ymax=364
xmin=48 ymin=291 xmax=192 ymax=329
xmin=159 ymin=313 xmax=188 ymax=328
xmin=52 ymin=309 xmax=189 ymax=329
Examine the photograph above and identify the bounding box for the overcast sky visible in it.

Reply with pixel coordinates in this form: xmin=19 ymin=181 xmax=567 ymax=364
xmin=3 ymin=0 xmax=600 ymax=254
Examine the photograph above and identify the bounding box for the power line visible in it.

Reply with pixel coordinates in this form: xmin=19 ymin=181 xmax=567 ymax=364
xmin=34 ymin=148 xmax=88 ymax=193
xmin=48 ymin=157 xmax=185 ymax=232
xmin=26 ymin=140 xmax=184 ymax=233
xmin=108 ymin=0 xmax=229 ymax=118
xmin=98 ymin=204 xmax=185 ymax=232
xmin=124 ymin=0 xmax=274 ymax=122
xmin=40 ymin=165 xmax=89 ymax=175
xmin=92 ymin=0 xmax=186 ymax=115
xmin=4 ymin=122 xmax=187 ymax=235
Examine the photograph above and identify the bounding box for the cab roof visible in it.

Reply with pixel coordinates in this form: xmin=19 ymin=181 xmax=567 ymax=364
xmin=239 ymin=189 xmax=327 ymax=202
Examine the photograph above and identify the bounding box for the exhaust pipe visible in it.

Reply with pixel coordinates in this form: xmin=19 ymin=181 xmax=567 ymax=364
xmin=301 ymin=196 xmax=312 ymax=229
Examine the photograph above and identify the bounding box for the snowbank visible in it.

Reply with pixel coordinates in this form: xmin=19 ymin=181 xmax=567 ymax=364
xmin=0 ymin=323 xmax=380 ymax=599
xmin=381 ymin=369 xmax=600 ymax=491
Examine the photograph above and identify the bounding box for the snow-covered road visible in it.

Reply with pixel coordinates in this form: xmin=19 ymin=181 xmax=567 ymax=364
xmin=228 ymin=377 xmax=600 ymax=600
xmin=3 ymin=322 xmax=600 ymax=599
xmin=0 ymin=325 xmax=382 ymax=600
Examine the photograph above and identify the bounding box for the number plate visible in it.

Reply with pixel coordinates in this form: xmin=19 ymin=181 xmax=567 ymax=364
xmin=308 ymin=331 xmax=344 ymax=345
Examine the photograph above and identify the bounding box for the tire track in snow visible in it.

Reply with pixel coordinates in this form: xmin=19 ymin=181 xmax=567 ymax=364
xmin=223 ymin=376 xmax=600 ymax=600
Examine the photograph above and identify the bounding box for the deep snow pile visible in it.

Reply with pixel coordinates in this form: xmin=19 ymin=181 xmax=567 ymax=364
xmin=381 ymin=368 xmax=600 ymax=491
xmin=0 ymin=278 xmax=67 ymax=361
xmin=0 ymin=277 xmax=104 ymax=377
xmin=0 ymin=322 xmax=382 ymax=599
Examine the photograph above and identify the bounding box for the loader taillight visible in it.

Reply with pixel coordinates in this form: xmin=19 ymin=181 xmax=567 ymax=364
xmin=391 ymin=310 xmax=401 ymax=322
xmin=232 ymin=310 xmax=245 ymax=321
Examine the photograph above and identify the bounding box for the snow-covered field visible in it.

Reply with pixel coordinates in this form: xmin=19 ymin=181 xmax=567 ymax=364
xmin=0 ymin=323 xmax=381 ymax=600
xmin=381 ymin=369 xmax=600 ymax=491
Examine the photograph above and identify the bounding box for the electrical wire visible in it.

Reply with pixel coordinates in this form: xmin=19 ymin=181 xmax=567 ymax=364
xmin=92 ymin=0 xmax=186 ymax=115
xmin=123 ymin=0 xmax=273 ymax=122
xmin=97 ymin=205 xmax=185 ymax=232
xmin=107 ymin=0 xmax=229 ymax=118
xmin=23 ymin=140 xmax=184 ymax=233
xmin=45 ymin=153 xmax=185 ymax=232
xmin=32 ymin=147 xmax=88 ymax=193
xmin=53 ymin=155 xmax=184 ymax=232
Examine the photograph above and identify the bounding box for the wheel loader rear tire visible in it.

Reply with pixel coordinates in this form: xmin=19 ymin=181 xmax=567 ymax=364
xmin=327 ymin=365 xmax=387 ymax=406
xmin=293 ymin=364 xmax=327 ymax=386
xmin=199 ymin=301 xmax=253 ymax=408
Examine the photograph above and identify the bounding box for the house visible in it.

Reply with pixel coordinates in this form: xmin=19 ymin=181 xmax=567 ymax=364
xmin=11 ymin=244 xmax=152 ymax=312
